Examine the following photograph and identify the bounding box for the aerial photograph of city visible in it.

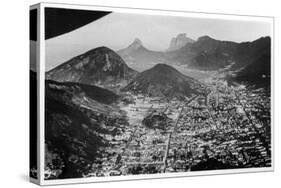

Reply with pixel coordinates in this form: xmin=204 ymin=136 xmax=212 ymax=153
xmin=30 ymin=7 xmax=272 ymax=180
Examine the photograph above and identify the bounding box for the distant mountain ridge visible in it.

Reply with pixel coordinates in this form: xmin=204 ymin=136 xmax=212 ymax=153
xmin=169 ymin=36 xmax=271 ymax=71
xmin=167 ymin=35 xmax=238 ymax=70
xmin=117 ymin=35 xmax=270 ymax=73
xmin=46 ymin=46 xmax=138 ymax=88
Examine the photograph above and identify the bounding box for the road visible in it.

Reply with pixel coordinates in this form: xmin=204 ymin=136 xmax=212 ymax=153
xmin=162 ymin=95 xmax=198 ymax=172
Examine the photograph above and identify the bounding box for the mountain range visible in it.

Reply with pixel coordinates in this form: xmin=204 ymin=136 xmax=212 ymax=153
xmin=117 ymin=35 xmax=270 ymax=72
xmin=117 ymin=34 xmax=270 ymax=87
xmin=46 ymin=34 xmax=271 ymax=92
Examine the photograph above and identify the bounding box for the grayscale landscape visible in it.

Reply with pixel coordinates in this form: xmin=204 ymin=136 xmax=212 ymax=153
xmin=42 ymin=10 xmax=272 ymax=179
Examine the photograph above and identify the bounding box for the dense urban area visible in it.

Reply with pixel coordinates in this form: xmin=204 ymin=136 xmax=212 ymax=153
xmin=85 ymin=78 xmax=271 ymax=177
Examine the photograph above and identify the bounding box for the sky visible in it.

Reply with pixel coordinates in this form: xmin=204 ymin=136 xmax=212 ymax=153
xmin=45 ymin=12 xmax=271 ymax=71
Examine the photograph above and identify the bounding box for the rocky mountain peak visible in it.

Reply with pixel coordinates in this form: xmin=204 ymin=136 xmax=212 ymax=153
xmin=128 ymin=38 xmax=143 ymax=50
xmin=167 ymin=33 xmax=194 ymax=51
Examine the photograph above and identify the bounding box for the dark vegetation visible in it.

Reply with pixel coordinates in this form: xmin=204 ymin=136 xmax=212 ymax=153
xmin=142 ymin=111 xmax=170 ymax=130
xmin=45 ymin=80 xmax=128 ymax=179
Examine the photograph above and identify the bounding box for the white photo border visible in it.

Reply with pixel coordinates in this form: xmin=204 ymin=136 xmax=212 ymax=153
xmin=35 ymin=2 xmax=274 ymax=185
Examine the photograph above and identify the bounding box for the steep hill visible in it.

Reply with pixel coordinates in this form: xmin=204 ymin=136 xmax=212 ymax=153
xmin=122 ymin=63 xmax=206 ymax=98
xmin=46 ymin=46 xmax=137 ymax=88
xmin=225 ymin=37 xmax=271 ymax=88
xmin=231 ymin=36 xmax=271 ymax=70
xmin=232 ymin=51 xmax=271 ymax=88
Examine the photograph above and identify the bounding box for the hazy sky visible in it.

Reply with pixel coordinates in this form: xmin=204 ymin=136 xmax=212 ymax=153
xmin=45 ymin=12 xmax=271 ymax=71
